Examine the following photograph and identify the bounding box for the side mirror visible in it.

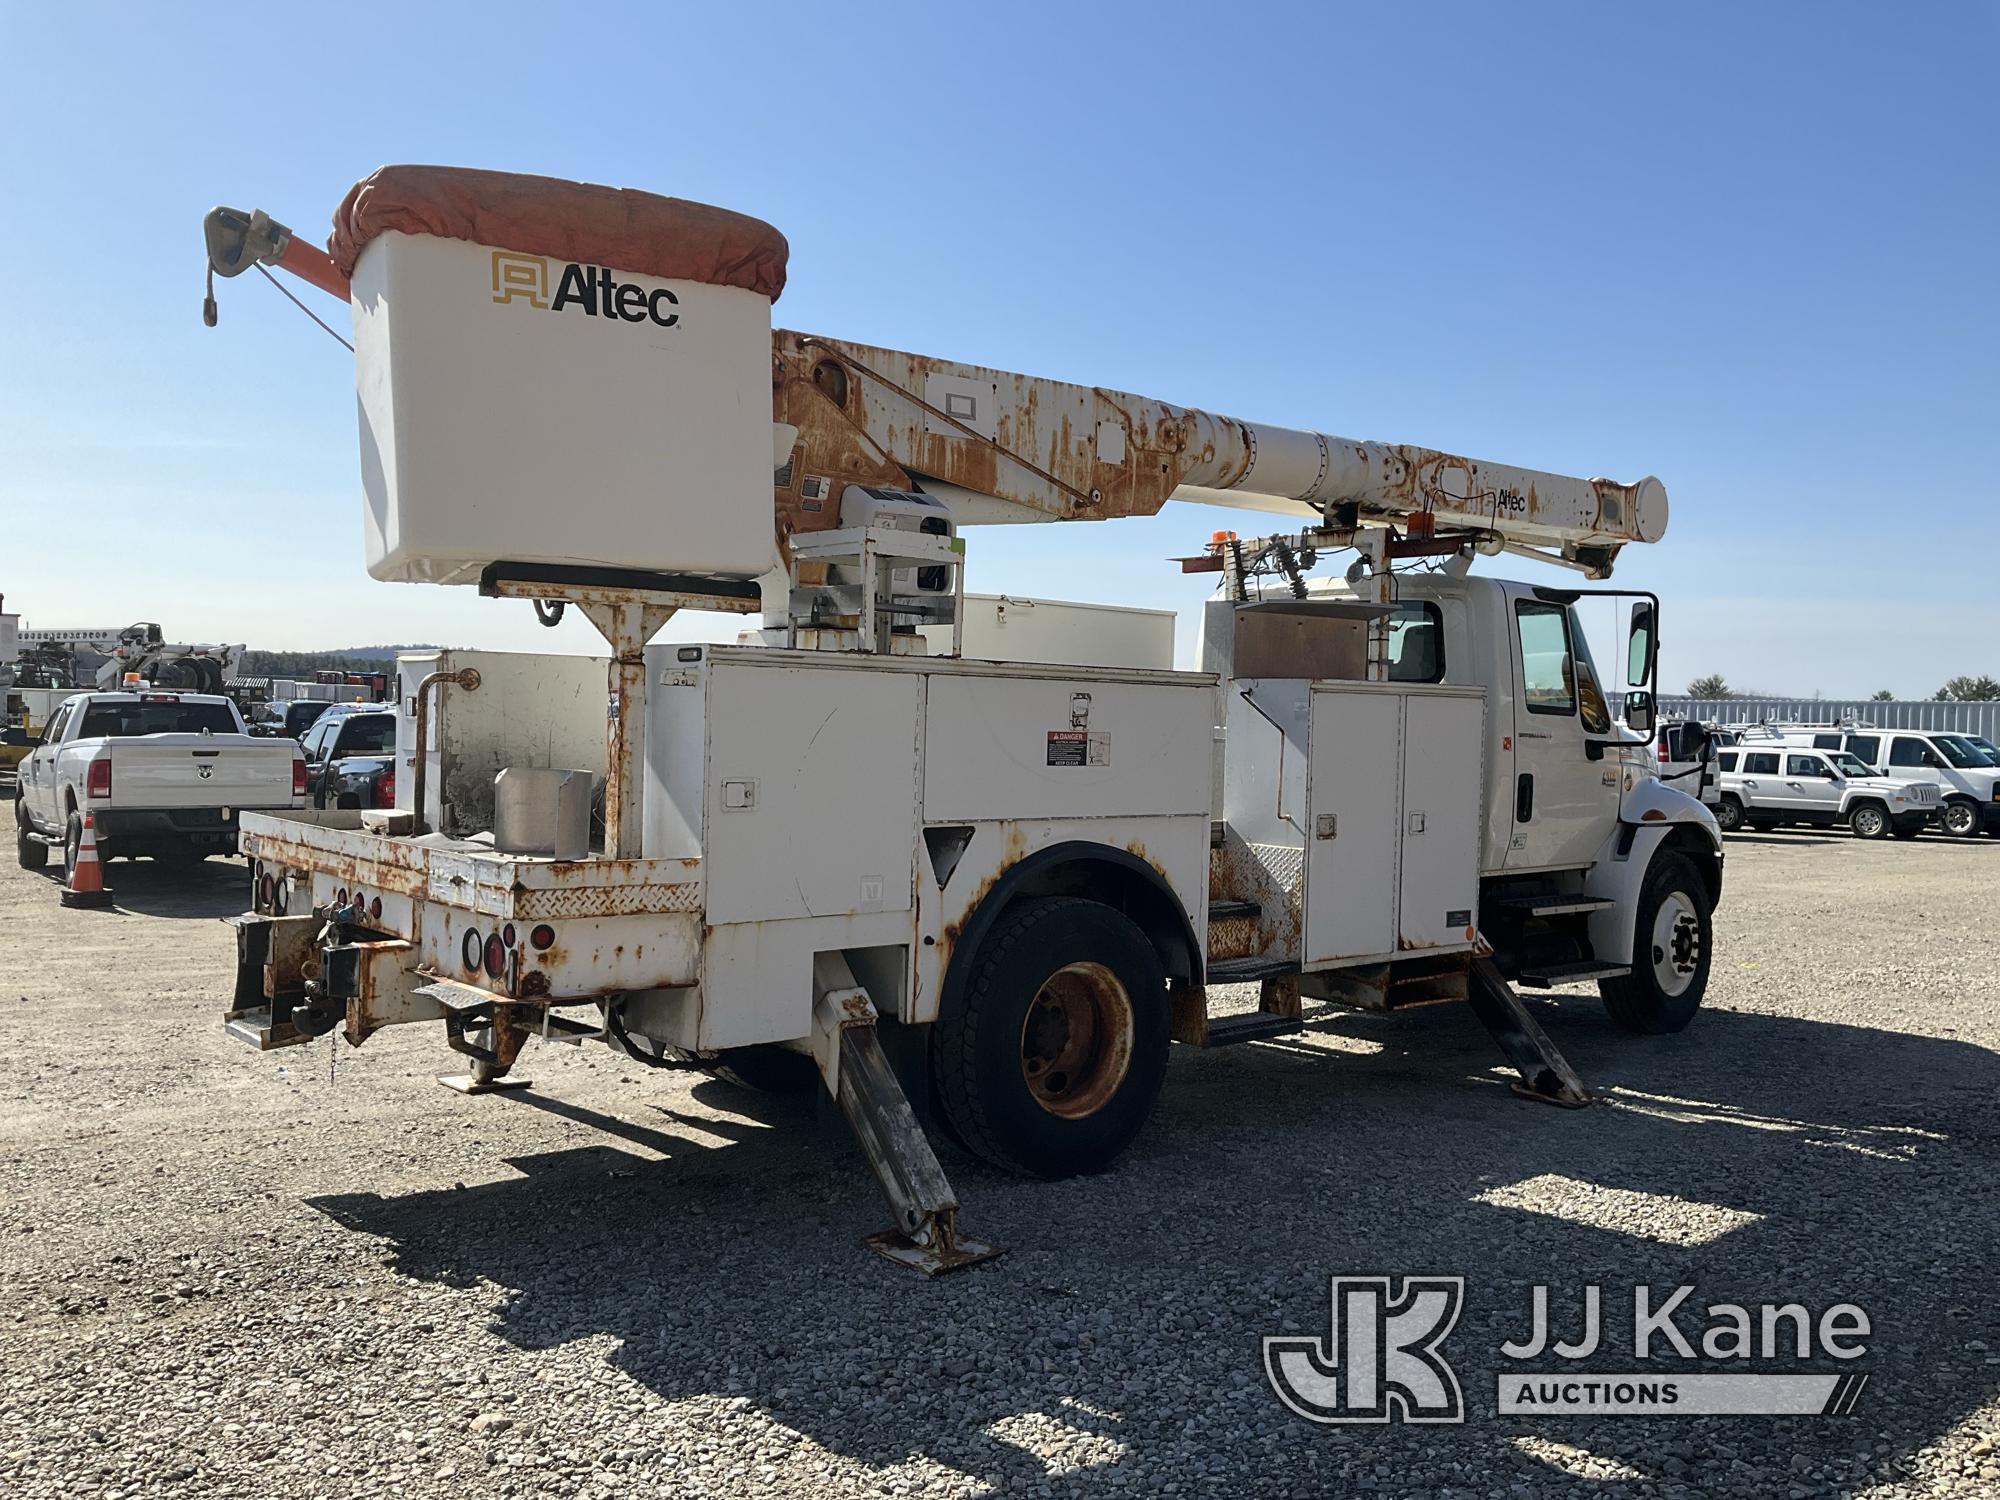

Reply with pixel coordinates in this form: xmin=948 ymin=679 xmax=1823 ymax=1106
xmin=1626 ymin=602 xmax=1656 ymax=689
xmin=1625 ymin=689 xmax=1655 ymax=736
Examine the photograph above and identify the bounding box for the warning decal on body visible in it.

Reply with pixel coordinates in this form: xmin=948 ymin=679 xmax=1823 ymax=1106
xmin=1047 ymin=730 xmax=1110 ymax=767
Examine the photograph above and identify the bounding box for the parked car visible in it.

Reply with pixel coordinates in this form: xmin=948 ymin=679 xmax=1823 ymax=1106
xmin=251 ymin=698 xmax=342 ymax=740
xmin=1652 ymin=718 xmax=1721 ymax=807
xmin=299 ymin=707 xmax=397 ymax=808
xmin=14 ymin=691 xmax=306 ymax=869
xmin=1714 ymin=744 xmax=1938 ymax=838
xmin=1778 ymin=728 xmax=2000 ymax=838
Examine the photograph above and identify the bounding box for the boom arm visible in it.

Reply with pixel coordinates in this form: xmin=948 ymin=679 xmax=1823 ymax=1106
xmin=773 ymin=332 xmax=1665 ymax=578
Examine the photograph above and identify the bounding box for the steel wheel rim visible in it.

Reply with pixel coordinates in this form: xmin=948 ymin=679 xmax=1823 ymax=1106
xmin=1718 ymin=801 xmax=1741 ymax=831
xmin=1945 ymin=803 xmax=1977 ymax=835
xmin=1854 ymin=807 xmax=1885 ymax=838
xmin=1019 ymin=961 xmax=1135 ymax=1119
xmin=1650 ymin=890 xmax=1701 ymax=998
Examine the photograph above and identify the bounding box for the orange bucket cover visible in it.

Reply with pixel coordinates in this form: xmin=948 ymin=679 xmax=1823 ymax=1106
xmin=327 ymin=164 xmax=789 ymax=301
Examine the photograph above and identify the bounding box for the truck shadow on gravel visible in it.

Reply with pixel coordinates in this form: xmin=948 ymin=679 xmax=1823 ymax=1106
xmin=309 ymin=1003 xmax=1999 ymax=1496
xmin=21 ymin=856 xmax=247 ymax=918
xmin=89 ymin=859 xmax=249 ymax=918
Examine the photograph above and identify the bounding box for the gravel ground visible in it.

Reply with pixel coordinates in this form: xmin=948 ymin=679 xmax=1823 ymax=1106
xmin=1 ymin=826 xmax=1996 ymax=1497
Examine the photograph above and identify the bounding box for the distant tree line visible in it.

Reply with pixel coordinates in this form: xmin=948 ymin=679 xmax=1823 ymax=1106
xmin=1680 ymin=674 xmax=2000 ymax=702
xmin=240 ymin=646 xmax=443 ymax=679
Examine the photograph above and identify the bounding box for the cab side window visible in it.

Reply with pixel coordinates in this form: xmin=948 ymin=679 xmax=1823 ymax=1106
xmin=1718 ymin=751 xmax=1739 ymax=772
xmin=1888 ymin=738 xmax=1928 ymax=768
xmin=1786 ymin=754 xmax=1824 ymax=777
xmin=1846 ymin=735 xmax=1881 ymax=766
xmin=1386 ymin=602 xmax=1444 ymax=684
xmin=1514 ymin=601 xmax=1576 ymax=716
xmin=1743 ymin=752 xmax=1780 ymax=774
xmin=1812 ymin=734 xmax=1841 ymax=750
xmin=39 ymin=706 xmax=72 ymax=746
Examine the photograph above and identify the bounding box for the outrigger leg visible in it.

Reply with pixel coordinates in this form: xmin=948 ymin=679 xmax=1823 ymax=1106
xmin=809 ymin=954 xmax=1004 ymax=1275
xmin=1466 ymin=953 xmax=1592 ymax=1108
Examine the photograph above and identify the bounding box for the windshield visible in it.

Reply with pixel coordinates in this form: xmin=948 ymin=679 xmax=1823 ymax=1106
xmin=1953 ymin=735 xmax=2000 ymax=766
xmin=1933 ymin=736 xmax=1985 ymax=768
xmin=1829 ymin=752 xmax=1873 ymax=777
xmin=1565 ymin=607 xmax=1612 ymax=734
xmin=77 ymin=700 xmax=238 ymax=737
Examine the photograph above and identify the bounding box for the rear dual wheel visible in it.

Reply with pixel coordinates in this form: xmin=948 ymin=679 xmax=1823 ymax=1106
xmin=932 ymin=897 xmax=1168 ymax=1179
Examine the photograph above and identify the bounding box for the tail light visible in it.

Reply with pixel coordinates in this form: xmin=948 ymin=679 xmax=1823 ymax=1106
xmin=484 ymin=934 xmax=508 ymax=978
xmin=86 ymin=758 xmax=112 ymax=799
xmin=292 ymin=757 xmax=308 ymax=797
xmin=374 ymin=767 xmax=396 ymax=809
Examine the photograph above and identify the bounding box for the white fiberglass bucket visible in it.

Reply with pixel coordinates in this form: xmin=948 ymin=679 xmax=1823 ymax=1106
xmin=350 ymin=230 xmax=778 ymax=586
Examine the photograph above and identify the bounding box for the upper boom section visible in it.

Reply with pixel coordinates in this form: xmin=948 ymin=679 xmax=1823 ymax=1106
xmin=773 ymin=333 xmax=1666 ymax=576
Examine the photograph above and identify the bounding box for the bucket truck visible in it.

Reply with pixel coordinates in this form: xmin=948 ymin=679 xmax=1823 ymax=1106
xmin=201 ymin=166 xmax=1718 ymax=1272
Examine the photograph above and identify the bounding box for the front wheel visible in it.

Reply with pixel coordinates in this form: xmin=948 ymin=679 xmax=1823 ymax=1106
xmin=931 ymin=896 xmax=1168 ymax=1180
xmin=1941 ymin=799 xmax=1983 ymax=839
xmin=1849 ymin=802 xmax=1890 ymax=840
xmin=1600 ymin=850 xmax=1712 ymax=1035
xmin=1714 ymin=795 xmax=1744 ymax=833
xmin=15 ymin=799 xmax=47 ymax=871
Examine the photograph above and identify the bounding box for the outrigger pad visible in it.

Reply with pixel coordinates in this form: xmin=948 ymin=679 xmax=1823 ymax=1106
xmin=436 ymin=1073 xmax=533 ymax=1095
xmin=862 ymin=1228 xmax=1005 ymax=1277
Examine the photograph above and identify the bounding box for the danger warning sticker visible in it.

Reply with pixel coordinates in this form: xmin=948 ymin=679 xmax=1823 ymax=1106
xmin=1047 ymin=731 xmax=1110 ymax=767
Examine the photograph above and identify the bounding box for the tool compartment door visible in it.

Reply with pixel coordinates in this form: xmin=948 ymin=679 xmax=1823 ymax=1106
xmin=1303 ymin=685 xmax=1403 ymax=965
xmin=1397 ymin=689 xmax=1484 ymax=951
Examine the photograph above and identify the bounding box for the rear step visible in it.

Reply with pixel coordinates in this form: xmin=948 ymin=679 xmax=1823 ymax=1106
xmin=1205 ymin=955 xmax=1299 ymax=985
xmin=222 ymin=1007 xmax=313 ymax=1051
xmin=1493 ymin=894 xmax=1617 ymax=918
xmin=1200 ymin=1012 xmax=1304 ymax=1048
xmin=1207 ymin=899 xmax=1260 ymax=922
xmin=1516 ymin=959 xmax=1632 ymax=990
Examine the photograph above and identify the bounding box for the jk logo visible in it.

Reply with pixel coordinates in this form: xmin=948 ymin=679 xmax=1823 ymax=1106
xmin=1264 ymin=1276 xmax=1465 ymax=1424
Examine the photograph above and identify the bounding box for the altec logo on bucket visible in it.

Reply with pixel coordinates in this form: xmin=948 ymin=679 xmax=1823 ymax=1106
xmin=490 ymin=251 xmax=680 ymax=327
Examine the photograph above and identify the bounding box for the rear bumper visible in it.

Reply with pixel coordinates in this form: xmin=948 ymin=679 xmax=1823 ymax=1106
xmin=93 ymin=807 xmax=284 ymax=848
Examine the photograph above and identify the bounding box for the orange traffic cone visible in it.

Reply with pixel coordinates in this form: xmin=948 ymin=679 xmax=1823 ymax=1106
xmin=60 ymin=813 xmax=113 ymax=909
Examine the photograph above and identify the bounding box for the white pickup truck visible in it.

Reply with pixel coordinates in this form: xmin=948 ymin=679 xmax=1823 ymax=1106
xmin=14 ymin=691 xmax=305 ymax=871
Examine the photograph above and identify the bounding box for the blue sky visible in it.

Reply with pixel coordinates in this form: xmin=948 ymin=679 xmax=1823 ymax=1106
xmin=2 ymin=2 xmax=1993 ymax=695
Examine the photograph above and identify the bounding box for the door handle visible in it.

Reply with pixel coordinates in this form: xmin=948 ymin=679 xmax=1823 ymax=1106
xmin=1515 ymin=773 xmax=1534 ymax=823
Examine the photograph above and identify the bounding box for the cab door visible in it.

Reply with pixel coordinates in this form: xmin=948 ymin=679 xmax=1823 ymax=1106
xmin=1782 ymin=752 xmax=1842 ymax=821
xmin=1505 ymin=596 xmax=1620 ymax=870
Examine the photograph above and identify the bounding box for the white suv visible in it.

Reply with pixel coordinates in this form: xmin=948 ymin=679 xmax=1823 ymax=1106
xmin=1784 ymin=729 xmax=2000 ymax=839
xmin=1714 ymin=744 xmax=1939 ymax=839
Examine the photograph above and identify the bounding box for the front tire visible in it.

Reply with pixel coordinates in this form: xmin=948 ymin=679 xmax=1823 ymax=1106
xmin=1714 ymin=795 xmax=1744 ymax=833
xmin=15 ymin=799 xmax=47 ymax=871
xmin=932 ymin=896 xmax=1168 ymax=1180
xmin=1941 ymin=799 xmax=1983 ymax=839
xmin=1600 ymin=850 xmax=1712 ymax=1035
xmin=1849 ymin=802 xmax=1890 ymax=840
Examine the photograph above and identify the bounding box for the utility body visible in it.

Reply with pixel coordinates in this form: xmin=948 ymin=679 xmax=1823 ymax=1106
xmin=204 ymin=167 xmax=1721 ymax=1270
xmin=15 ymin=691 xmax=306 ymax=871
